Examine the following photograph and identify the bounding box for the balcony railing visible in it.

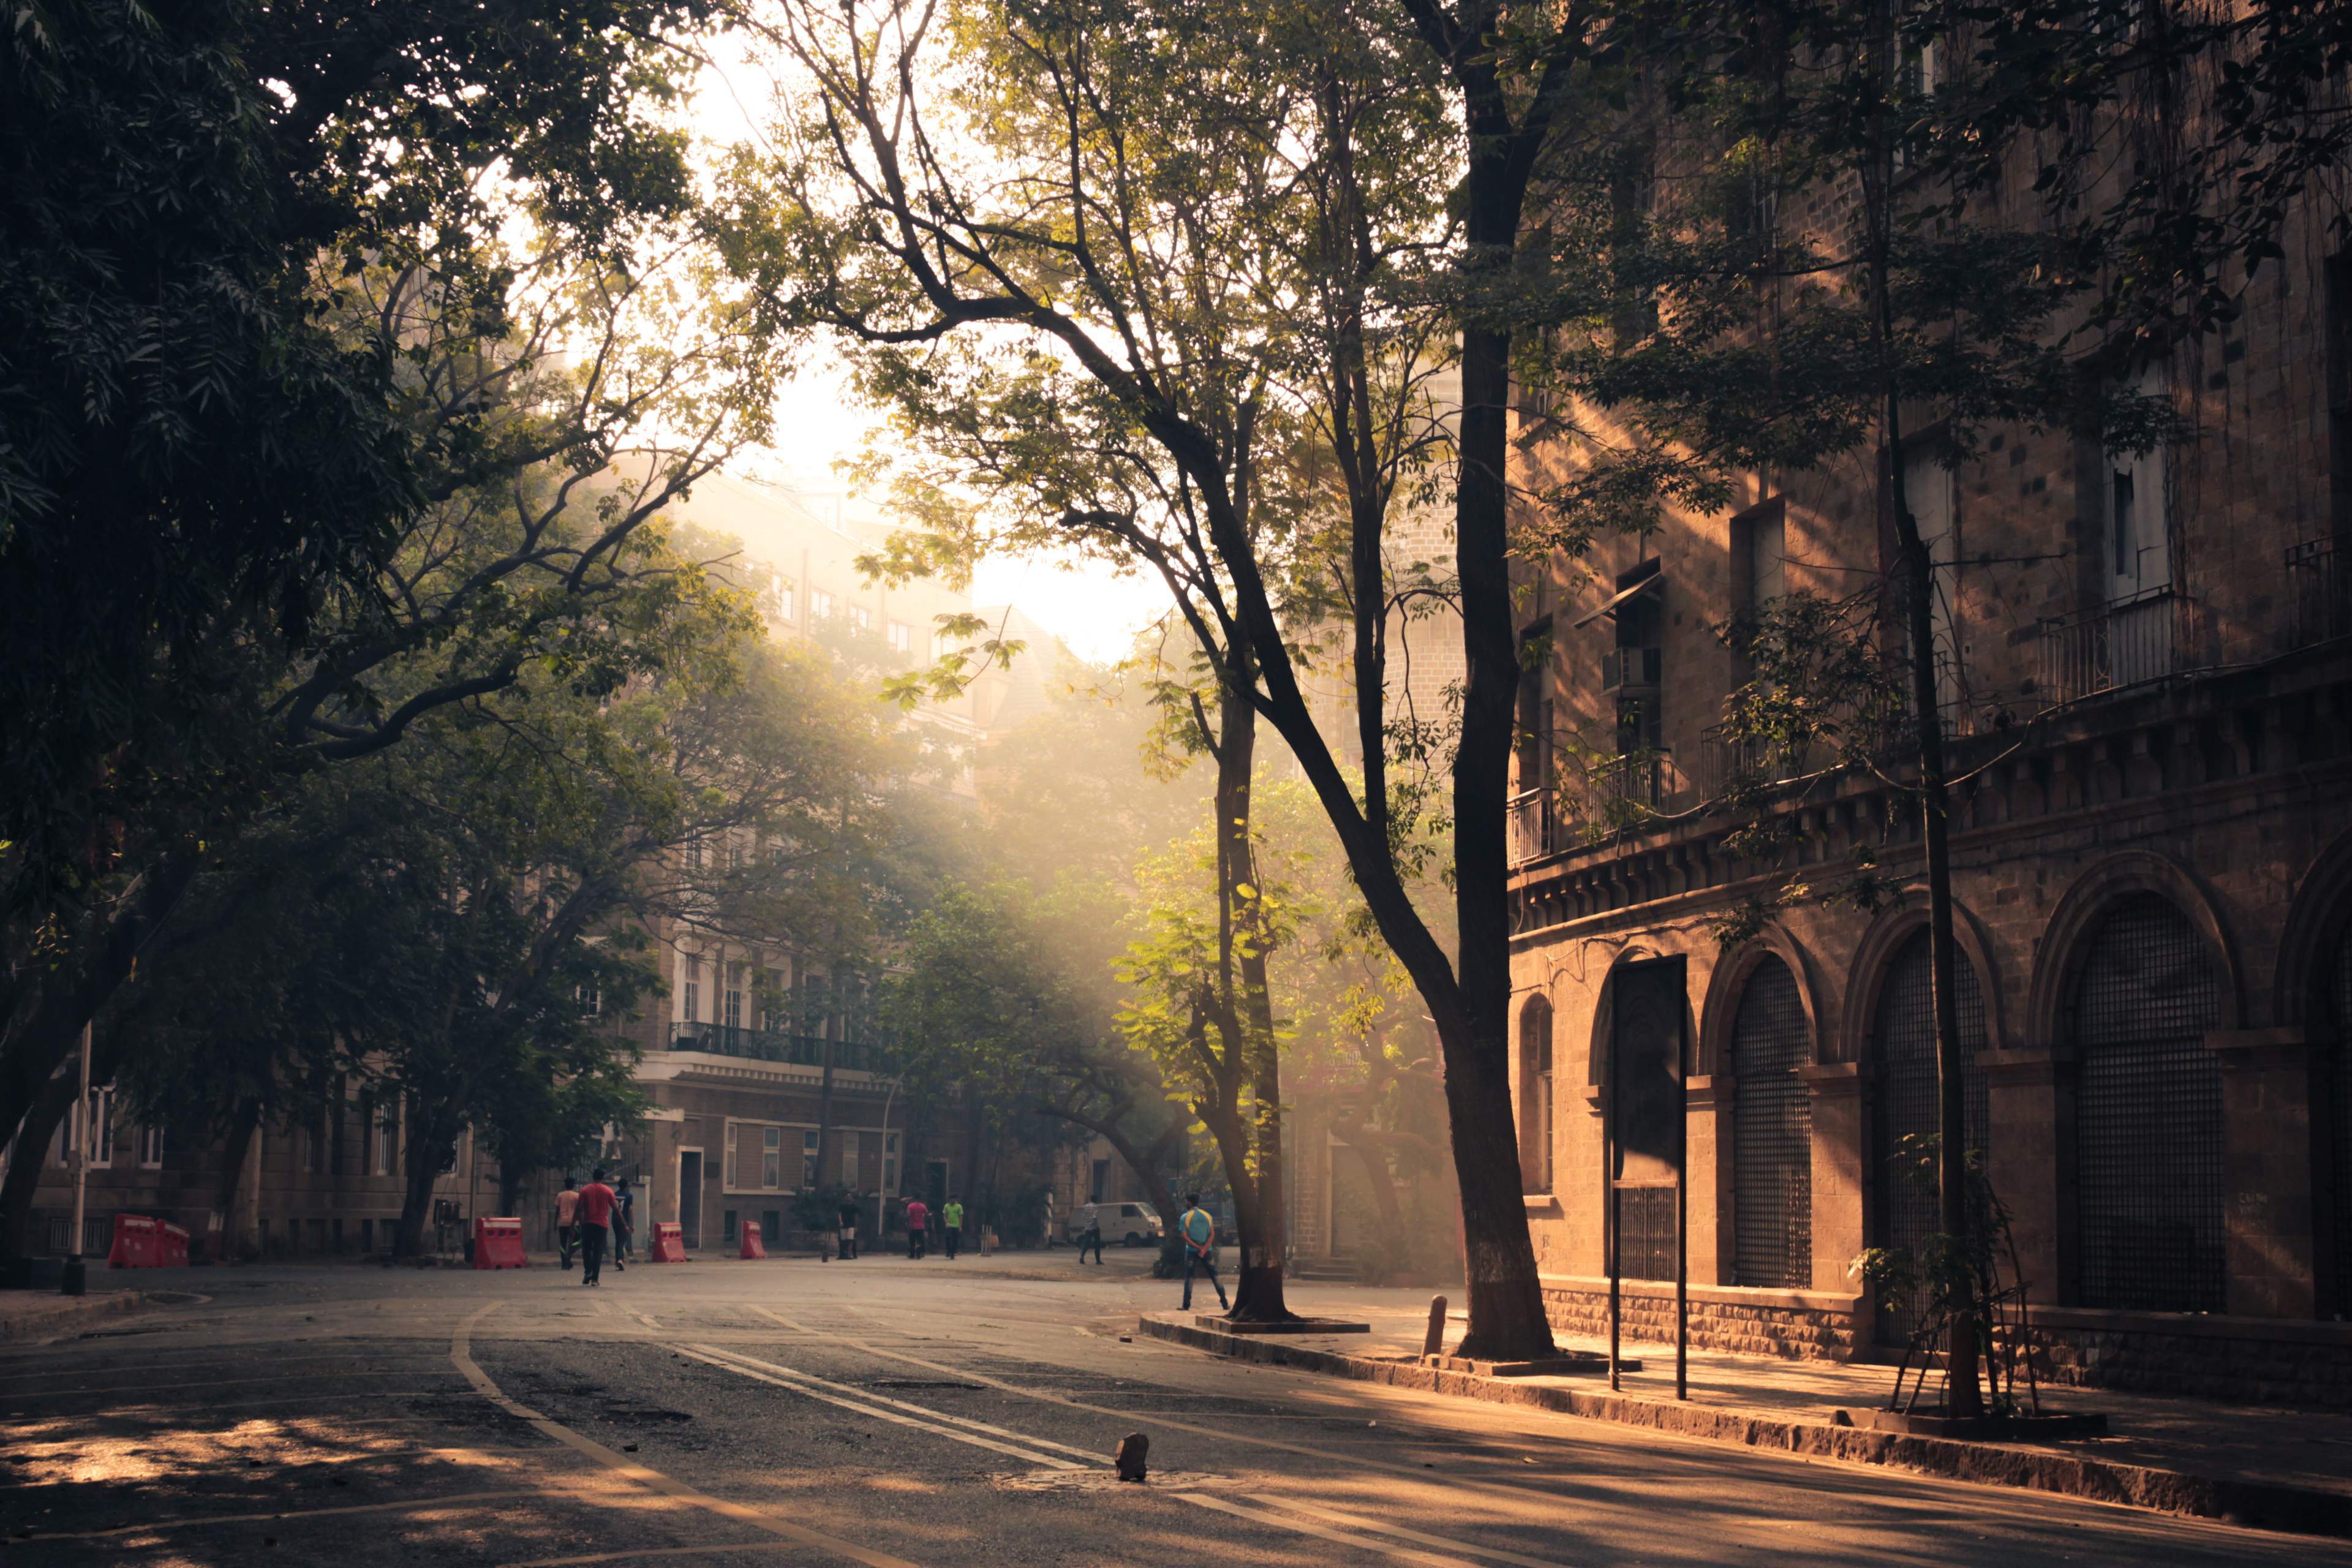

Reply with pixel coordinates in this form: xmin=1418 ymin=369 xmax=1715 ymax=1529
xmin=1508 ymin=788 xmax=1553 ymax=865
xmin=667 ymin=1023 xmax=893 ymax=1074
xmin=2287 ymin=537 xmax=2352 ymax=650
xmin=2038 ymin=587 xmax=2185 ymax=706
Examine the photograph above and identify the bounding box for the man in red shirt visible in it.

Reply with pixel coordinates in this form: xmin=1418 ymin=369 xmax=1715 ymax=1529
xmin=902 ymin=1197 xmax=929 ymax=1259
xmin=575 ymin=1168 xmax=618 ymax=1287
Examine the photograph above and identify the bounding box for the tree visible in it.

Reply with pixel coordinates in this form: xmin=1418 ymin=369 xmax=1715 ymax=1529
xmin=722 ymin=0 xmax=1568 ymax=1354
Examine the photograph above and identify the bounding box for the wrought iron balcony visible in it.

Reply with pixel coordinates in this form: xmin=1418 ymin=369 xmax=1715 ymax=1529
xmin=1508 ymin=788 xmax=1553 ymax=866
xmin=2037 ymin=587 xmax=2185 ymax=706
xmin=666 ymin=1023 xmax=893 ymax=1074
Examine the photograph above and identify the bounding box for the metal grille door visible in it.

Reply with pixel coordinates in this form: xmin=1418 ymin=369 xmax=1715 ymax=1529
xmin=1871 ymin=930 xmax=1990 ymax=1344
xmin=2071 ymin=894 xmax=2224 ymax=1313
xmin=1618 ymin=1186 xmax=1676 ymax=1281
xmin=1732 ymin=957 xmax=1813 ymax=1289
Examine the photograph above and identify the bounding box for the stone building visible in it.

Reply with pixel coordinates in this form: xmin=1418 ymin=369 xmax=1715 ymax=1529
xmin=1504 ymin=193 xmax=2352 ymax=1399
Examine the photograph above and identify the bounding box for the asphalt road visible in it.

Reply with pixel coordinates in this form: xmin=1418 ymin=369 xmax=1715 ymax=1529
xmin=2 ymin=1249 xmax=2342 ymax=1567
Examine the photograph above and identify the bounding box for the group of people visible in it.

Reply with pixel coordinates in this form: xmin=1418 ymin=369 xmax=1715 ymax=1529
xmin=554 ymin=1169 xmax=635 ymax=1287
xmin=834 ymin=1194 xmax=967 ymax=1261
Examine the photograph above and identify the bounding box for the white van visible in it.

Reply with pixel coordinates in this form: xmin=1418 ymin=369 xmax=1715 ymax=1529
xmin=1069 ymin=1201 xmax=1164 ymax=1247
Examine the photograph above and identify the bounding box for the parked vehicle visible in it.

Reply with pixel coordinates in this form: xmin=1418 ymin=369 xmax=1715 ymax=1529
xmin=1068 ymin=1201 xmax=1163 ymax=1247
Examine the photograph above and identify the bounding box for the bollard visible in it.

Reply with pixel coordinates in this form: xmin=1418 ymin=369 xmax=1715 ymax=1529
xmin=1114 ymin=1432 xmax=1149 ymax=1482
xmin=1422 ymin=1294 xmax=1449 ymax=1360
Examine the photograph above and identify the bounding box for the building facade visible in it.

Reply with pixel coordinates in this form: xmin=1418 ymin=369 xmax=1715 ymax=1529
xmin=1504 ymin=197 xmax=2352 ymax=1403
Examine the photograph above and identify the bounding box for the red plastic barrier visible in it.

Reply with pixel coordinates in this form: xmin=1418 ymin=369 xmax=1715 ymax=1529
xmin=471 ymin=1216 xmax=528 ymax=1270
xmin=739 ymin=1220 xmax=766 ymax=1260
xmin=106 ymin=1213 xmax=160 ymax=1268
xmin=159 ymin=1222 xmax=189 ymax=1267
xmin=649 ymin=1221 xmax=688 ymax=1263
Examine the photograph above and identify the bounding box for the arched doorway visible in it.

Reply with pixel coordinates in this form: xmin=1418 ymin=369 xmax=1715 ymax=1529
xmin=2071 ymin=893 xmax=2224 ymax=1312
xmin=1869 ymin=928 xmax=1990 ymax=1344
xmin=1518 ymin=996 xmax=1554 ymax=1194
xmin=1731 ymin=956 xmax=1811 ymax=1289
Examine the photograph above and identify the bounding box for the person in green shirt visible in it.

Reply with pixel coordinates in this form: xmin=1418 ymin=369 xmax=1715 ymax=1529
xmin=1177 ymin=1193 xmax=1227 ymax=1311
xmin=941 ymin=1198 xmax=965 ymax=1260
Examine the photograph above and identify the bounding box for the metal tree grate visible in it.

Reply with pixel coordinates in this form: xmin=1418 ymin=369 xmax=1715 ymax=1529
xmin=2071 ymin=894 xmax=2224 ymax=1313
xmin=1871 ymin=930 xmax=1991 ymax=1346
xmin=1615 ymin=1185 xmax=1676 ymax=1282
xmin=1732 ymin=957 xmax=1813 ymax=1289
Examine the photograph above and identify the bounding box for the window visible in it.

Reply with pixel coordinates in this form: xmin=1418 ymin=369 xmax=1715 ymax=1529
xmin=1730 ymin=956 xmax=1812 ymax=1290
xmin=723 ymin=1130 xmax=736 ymax=1189
xmin=2103 ymin=369 xmax=2172 ymax=598
xmin=849 ymin=604 xmax=871 ymax=633
xmin=762 ymin=968 xmax=787 ymax=1032
xmin=761 ymin=1126 xmax=782 ymax=1191
xmin=80 ymin=1088 xmax=114 ymax=1170
xmin=727 ymin=835 xmax=744 ymax=870
xmin=1088 ymin=1158 xmax=1109 ymax=1205
xmin=1517 ymin=998 xmax=1553 ymax=1193
xmin=576 ymin=981 xmax=602 ymax=1018
xmin=724 ymin=965 xmax=744 ymax=1030
xmin=137 ymin=1122 xmax=164 ymax=1170
xmin=723 ymin=1208 xmax=738 ymax=1243
xmin=840 ymin=1130 xmax=860 ymax=1188
xmin=682 ymin=955 xmax=700 ymax=1025
xmin=1731 ymin=496 xmax=1787 ymax=616
xmin=887 ymin=620 xmax=913 ymax=654
xmin=374 ymin=1100 xmax=399 ymax=1177
xmin=801 ymin=1130 xmax=820 ymax=1189
xmin=810 ymin=589 xmax=834 ymax=620
xmin=883 ymin=1132 xmax=900 ymax=1195
xmin=301 ymin=1117 xmax=318 ymax=1174
xmin=769 ymin=576 xmax=795 ymax=622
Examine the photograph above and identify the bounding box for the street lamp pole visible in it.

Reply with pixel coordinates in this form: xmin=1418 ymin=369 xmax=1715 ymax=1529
xmin=62 ymin=1022 xmax=91 ymax=1296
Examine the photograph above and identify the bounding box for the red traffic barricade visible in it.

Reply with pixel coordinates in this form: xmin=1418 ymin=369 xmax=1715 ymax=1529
xmin=159 ymin=1221 xmax=189 ymax=1267
xmin=739 ymin=1220 xmax=766 ymax=1261
xmin=106 ymin=1213 xmax=160 ymax=1268
xmin=471 ymin=1216 xmax=528 ymax=1269
xmin=649 ymin=1221 xmax=688 ymax=1263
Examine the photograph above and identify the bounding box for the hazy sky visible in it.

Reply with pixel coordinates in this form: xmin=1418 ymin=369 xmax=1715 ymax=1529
xmin=701 ymin=51 xmax=1171 ymax=668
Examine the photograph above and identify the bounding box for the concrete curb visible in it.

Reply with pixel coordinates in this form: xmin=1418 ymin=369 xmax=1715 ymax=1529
xmin=1140 ymin=1315 xmax=2352 ymax=1538
xmin=0 ymin=1290 xmax=151 ymax=1344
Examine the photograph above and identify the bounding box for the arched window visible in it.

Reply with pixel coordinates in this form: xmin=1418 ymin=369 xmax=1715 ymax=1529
xmin=1870 ymin=929 xmax=1990 ymax=1343
xmin=1732 ymin=956 xmax=1812 ymax=1289
xmin=1519 ymin=997 xmax=1555 ymax=1194
xmin=2071 ymin=894 xmax=2223 ymax=1312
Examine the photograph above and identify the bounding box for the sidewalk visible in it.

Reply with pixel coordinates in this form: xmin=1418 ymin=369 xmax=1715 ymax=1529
xmin=1142 ymin=1302 xmax=2352 ymax=1537
xmin=0 ymin=1287 xmax=154 ymax=1343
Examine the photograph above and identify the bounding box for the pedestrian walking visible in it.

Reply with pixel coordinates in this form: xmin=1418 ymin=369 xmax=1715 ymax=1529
xmin=1077 ymin=1215 xmax=1104 ymax=1265
xmin=576 ymin=1168 xmax=618 ymax=1287
xmin=941 ymin=1197 xmax=964 ymax=1260
xmin=611 ymin=1177 xmax=635 ymax=1271
xmin=556 ymin=1178 xmax=580 ymax=1270
xmin=1177 ymin=1193 xmax=1227 ymax=1311
xmin=836 ymin=1194 xmax=861 ymax=1261
xmin=903 ymin=1196 xmax=929 ymax=1259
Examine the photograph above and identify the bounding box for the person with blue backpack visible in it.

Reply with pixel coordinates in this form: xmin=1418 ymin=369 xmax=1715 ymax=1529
xmin=1177 ymin=1193 xmax=1228 ymax=1311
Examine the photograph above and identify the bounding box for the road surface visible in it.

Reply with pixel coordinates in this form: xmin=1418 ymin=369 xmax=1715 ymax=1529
xmin=2 ymin=1249 xmax=2338 ymax=1566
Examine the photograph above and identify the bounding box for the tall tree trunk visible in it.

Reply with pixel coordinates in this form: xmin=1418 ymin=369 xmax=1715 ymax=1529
xmin=213 ymin=1098 xmax=263 ymax=1261
xmin=1 ymin=1024 xmax=141 ymax=1259
xmin=1212 ymin=668 xmax=1294 ymax=1322
xmin=395 ymin=1098 xmax=459 ymax=1259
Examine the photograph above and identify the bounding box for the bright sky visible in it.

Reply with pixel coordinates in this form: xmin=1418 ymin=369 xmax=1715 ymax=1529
xmin=696 ymin=43 xmax=1171 ymax=669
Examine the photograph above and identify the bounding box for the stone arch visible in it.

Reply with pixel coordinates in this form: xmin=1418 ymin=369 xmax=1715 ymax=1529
xmin=1839 ymin=891 xmax=2010 ymax=1068
xmin=2275 ymin=829 xmax=2352 ymax=1033
xmin=1587 ymin=941 xmax=1699 ymax=1087
xmin=2026 ymin=850 xmax=2244 ymax=1048
xmin=1697 ymin=924 xmax=1826 ymax=1079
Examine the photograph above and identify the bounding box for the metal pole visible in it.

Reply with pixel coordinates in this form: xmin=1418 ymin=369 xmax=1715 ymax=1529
xmin=62 ymin=1023 xmax=91 ymax=1296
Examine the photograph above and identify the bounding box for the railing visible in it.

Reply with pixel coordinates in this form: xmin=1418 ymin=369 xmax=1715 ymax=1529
xmin=2038 ymin=587 xmax=2184 ymax=705
xmin=1591 ymin=752 xmax=1665 ymax=811
xmin=1698 ymin=725 xmax=1812 ymax=799
xmin=668 ymin=1023 xmax=893 ymax=1074
xmin=2286 ymin=537 xmax=2352 ymax=650
xmin=1507 ymin=788 xmax=1553 ymax=865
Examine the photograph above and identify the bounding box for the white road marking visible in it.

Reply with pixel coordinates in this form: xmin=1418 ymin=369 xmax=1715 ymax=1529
xmin=682 ymin=1338 xmax=1576 ymax=1568
xmin=500 ymin=1545 xmax=791 ymax=1567
xmin=674 ymin=1344 xmax=1082 ymax=1469
xmin=1175 ymin=1490 xmax=1483 ymax=1567
xmin=451 ymin=1303 xmax=924 ymax=1568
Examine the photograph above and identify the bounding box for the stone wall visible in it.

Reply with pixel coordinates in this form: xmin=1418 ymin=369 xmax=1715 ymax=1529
xmin=2030 ymin=1309 xmax=2352 ymax=1411
xmin=1539 ymin=1275 xmax=1860 ymax=1361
